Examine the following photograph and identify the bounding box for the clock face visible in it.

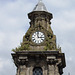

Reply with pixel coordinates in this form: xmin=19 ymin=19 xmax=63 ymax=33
xmin=32 ymin=31 xmax=45 ymax=44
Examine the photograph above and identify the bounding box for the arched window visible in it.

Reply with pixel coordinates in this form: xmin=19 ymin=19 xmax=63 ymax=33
xmin=33 ymin=67 xmax=43 ymax=75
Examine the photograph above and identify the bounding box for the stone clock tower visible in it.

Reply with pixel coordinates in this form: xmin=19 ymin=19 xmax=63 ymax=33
xmin=11 ymin=0 xmax=66 ymax=75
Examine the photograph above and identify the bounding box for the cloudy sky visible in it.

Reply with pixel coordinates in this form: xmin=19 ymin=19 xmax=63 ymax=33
xmin=0 ymin=0 xmax=75 ymax=75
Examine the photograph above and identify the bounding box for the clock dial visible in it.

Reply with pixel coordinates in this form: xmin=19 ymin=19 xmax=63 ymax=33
xmin=32 ymin=31 xmax=45 ymax=44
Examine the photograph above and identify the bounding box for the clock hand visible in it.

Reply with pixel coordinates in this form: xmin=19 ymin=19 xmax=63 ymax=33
xmin=37 ymin=32 xmax=39 ymax=38
xmin=38 ymin=35 xmax=44 ymax=38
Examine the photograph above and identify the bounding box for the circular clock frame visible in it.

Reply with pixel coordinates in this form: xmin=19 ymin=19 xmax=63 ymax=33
xmin=32 ymin=31 xmax=45 ymax=44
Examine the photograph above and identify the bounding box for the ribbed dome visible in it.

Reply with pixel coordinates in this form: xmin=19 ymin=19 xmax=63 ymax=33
xmin=33 ymin=0 xmax=47 ymax=11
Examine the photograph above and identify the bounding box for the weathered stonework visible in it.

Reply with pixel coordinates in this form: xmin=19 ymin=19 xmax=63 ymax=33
xmin=11 ymin=51 xmax=66 ymax=75
xmin=11 ymin=1 xmax=66 ymax=75
xmin=12 ymin=11 xmax=57 ymax=52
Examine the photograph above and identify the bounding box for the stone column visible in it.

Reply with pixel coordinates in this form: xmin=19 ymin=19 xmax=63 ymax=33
xmin=26 ymin=67 xmax=30 ymax=75
xmin=42 ymin=66 xmax=47 ymax=75
xmin=54 ymin=65 xmax=60 ymax=75
xmin=19 ymin=65 xmax=26 ymax=75
xmin=29 ymin=66 xmax=33 ymax=75
xmin=48 ymin=65 xmax=55 ymax=75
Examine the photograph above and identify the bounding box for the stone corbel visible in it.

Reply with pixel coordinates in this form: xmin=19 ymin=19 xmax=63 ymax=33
xmin=18 ymin=56 xmax=28 ymax=65
xmin=47 ymin=56 xmax=58 ymax=64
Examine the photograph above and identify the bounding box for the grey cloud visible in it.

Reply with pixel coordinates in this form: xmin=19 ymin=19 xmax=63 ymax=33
xmin=0 ymin=0 xmax=75 ymax=75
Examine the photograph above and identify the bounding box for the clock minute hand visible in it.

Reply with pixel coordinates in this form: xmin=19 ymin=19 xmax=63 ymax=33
xmin=37 ymin=32 xmax=39 ymax=38
xmin=39 ymin=34 xmax=44 ymax=38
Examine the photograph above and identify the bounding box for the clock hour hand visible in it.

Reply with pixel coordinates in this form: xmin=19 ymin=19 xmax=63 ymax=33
xmin=38 ymin=35 xmax=44 ymax=38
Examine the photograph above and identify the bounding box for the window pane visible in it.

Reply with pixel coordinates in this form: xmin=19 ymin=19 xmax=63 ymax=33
xmin=33 ymin=68 xmax=43 ymax=75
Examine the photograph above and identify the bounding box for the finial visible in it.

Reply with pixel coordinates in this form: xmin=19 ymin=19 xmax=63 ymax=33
xmin=33 ymin=0 xmax=47 ymax=11
xmin=38 ymin=0 xmax=42 ymax=2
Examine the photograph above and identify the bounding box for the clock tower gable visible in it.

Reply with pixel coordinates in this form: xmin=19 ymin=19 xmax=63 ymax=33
xmin=13 ymin=23 xmax=57 ymax=51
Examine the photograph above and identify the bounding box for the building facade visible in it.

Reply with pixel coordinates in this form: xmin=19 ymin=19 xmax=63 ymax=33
xmin=11 ymin=0 xmax=66 ymax=75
